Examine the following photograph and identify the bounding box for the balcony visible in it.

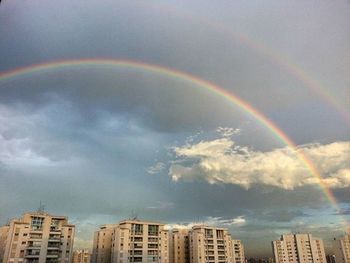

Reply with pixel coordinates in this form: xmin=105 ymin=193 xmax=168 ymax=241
xmin=147 ymin=244 xmax=158 ymax=249
xmin=48 ymin=234 xmax=61 ymax=241
xmin=29 ymin=234 xmax=42 ymax=240
xmin=46 ymin=251 xmax=60 ymax=258
xmin=25 ymin=251 xmax=40 ymax=258
xmin=50 ymin=227 xmax=61 ymax=233
xmin=133 ymin=244 xmax=143 ymax=249
xmin=47 ymin=246 xmax=60 ymax=250
xmin=26 ymin=245 xmax=41 ymax=250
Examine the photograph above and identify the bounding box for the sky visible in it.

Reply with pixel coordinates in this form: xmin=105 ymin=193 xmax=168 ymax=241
xmin=0 ymin=0 xmax=349 ymax=258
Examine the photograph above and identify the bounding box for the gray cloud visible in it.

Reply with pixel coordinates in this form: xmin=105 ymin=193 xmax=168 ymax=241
xmin=0 ymin=0 xmax=349 ymax=257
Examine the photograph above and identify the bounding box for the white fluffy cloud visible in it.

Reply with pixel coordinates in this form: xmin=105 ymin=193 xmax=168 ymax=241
xmin=169 ymin=136 xmax=350 ymax=190
xmin=164 ymin=216 xmax=246 ymax=230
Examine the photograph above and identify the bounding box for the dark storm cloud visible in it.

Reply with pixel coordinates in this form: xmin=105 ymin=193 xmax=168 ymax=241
xmin=254 ymin=210 xmax=310 ymax=223
xmin=0 ymin=68 xmax=247 ymax=133
xmin=0 ymin=0 xmax=349 ymax=257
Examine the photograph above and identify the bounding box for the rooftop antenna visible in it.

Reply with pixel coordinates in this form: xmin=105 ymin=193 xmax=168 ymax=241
xmin=37 ymin=201 xmax=45 ymax=214
xmin=130 ymin=210 xmax=138 ymax=221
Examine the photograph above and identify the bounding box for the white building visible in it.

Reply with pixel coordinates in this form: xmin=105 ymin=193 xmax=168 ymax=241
xmin=272 ymin=234 xmax=326 ymax=263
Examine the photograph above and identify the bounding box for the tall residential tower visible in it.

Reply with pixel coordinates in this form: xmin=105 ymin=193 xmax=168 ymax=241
xmin=0 ymin=211 xmax=75 ymax=263
xmin=92 ymin=220 xmax=170 ymax=263
xmin=333 ymin=234 xmax=350 ymax=263
xmin=272 ymin=234 xmax=326 ymax=263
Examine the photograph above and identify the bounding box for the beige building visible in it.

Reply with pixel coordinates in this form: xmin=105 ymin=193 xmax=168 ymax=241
xmin=232 ymin=240 xmax=244 ymax=263
xmin=72 ymin=249 xmax=90 ymax=263
xmin=92 ymin=220 xmax=170 ymax=263
xmin=0 ymin=211 xmax=75 ymax=263
xmin=171 ymin=226 xmax=243 ymax=263
xmin=333 ymin=234 xmax=350 ymax=263
xmin=0 ymin=225 xmax=10 ymax=263
xmin=272 ymin=234 xmax=326 ymax=263
xmin=171 ymin=229 xmax=190 ymax=263
xmin=92 ymin=224 xmax=116 ymax=263
xmin=189 ymin=226 xmax=234 ymax=263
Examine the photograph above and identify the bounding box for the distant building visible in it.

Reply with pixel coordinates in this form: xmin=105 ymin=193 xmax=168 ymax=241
xmin=92 ymin=220 xmax=170 ymax=263
xmin=72 ymin=249 xmax=91 ymax=263
xmin=171 ymin=228 xmax=190 ymax=263
xmin=272 ymin=234 xmax=326 ymax=263
xmin=326 ymin=254 xmax=336 ymax=263
xmin=0 ymin=211 xmax=75 ymax=263
xmin=247 ymin=259 xmax=272 ymax=263
xmin=333 ymin=234 xmax=350 ymax=263
xmin=232 ymin=239 xmax=245 ymax=263
xmin=92 ymin=224 xmax=116 ymax=263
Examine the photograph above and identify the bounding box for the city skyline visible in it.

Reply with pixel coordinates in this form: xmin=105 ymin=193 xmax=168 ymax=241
xmin=0 ymin=210 xmax=347 ymax=259
xmin=0 ymin=0 xmax=349 ymax=258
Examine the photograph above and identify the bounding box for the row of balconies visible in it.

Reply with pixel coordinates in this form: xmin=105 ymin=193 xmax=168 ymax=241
xmin=25 ymin=252 xmax=60 ymax=258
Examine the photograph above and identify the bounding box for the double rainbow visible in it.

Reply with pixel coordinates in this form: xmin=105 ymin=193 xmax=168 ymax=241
xmin=0 ymin=58 xmax=347 ymax=229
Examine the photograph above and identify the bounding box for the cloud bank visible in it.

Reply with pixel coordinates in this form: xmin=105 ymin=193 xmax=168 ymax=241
xmin=164 ymin=216 xmax=246 ymax=230
xmin=169 ymin=136 xmax=350 ymax=190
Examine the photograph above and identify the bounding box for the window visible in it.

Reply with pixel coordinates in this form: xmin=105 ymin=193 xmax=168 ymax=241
xmin=50 ymin=219 xmax=60 ymax=231
xmin=132 ymin=224 xmax=143 ymax=235
xmin=31 ymin=217 xmax=44 ymax=231
xmin=134 ymin=237 xmax=143 ymax=242
xmin=205 ymin=229 xmax=213 ymax=238
xmin=148 ymin=225 xmax=159 ymax=236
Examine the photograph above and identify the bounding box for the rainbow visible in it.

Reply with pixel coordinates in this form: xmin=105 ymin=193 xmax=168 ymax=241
xmin=0 ymin=58 xmax=347 ymax=229
xmin=142 ymin=1 xmax=350 ymax=125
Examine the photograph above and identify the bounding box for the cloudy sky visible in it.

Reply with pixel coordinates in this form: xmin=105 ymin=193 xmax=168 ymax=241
xmin=0 ymin=0 xmax=349 ymax=258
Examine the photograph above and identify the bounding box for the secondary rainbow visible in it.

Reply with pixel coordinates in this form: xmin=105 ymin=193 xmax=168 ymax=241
xmin=144 ymin=2 xmax=350 ymax=125
xmin=0 ymin=58 xmax=347 ymax=228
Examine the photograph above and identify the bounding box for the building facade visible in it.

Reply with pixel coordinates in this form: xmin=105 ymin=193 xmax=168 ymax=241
xmin=272 ymin=234 xmax=326 ymax=263
xmin=171 ymin=229 xmax=190 ymax=263
xmin=189 ymin=226 xmax=234 ymax=263
xmin=72 ymin=249 xmax=91 ymax=263
xmin=92 ymin=220 xmax=244 ymax=263
xmin=92 ymin=220 xmax=170 ymax=263
xmin=232 ymin=240 xmax=245 ymax=263
xmin=0 ymin=211 xmax=75 ymax=263
xmin=92 ymin=225 xmax=116 ymax=263
xmin=333 ymin=234 xmax=350 ymax=263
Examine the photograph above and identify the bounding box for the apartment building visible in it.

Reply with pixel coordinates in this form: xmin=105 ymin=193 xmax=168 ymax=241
xmin=232 ymin=240 xmax=245 ymax=263
xmin=72 ymin=249 xmax=91 ymax=263
xmin=172 ymin=229 xmax=190 ymax=263
xmin=189 ymin=226 xmax=234 ymax=263
xmin=272 ymin=234 xmax=326 ymax=263
xmin=326 ymin=255 xmax=336 ymax=263
xmin=333 ymin=234 xmax=350 ymax=263
xmin=0 ymin=211 xmax=75 ymax=263
xmin=0 ymin=225 xmax=10 ymax=263
xmin=92 ymin=220 xmax=170 ymax=263
xmin=92 ymin=224 xmax=116 ymax=263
